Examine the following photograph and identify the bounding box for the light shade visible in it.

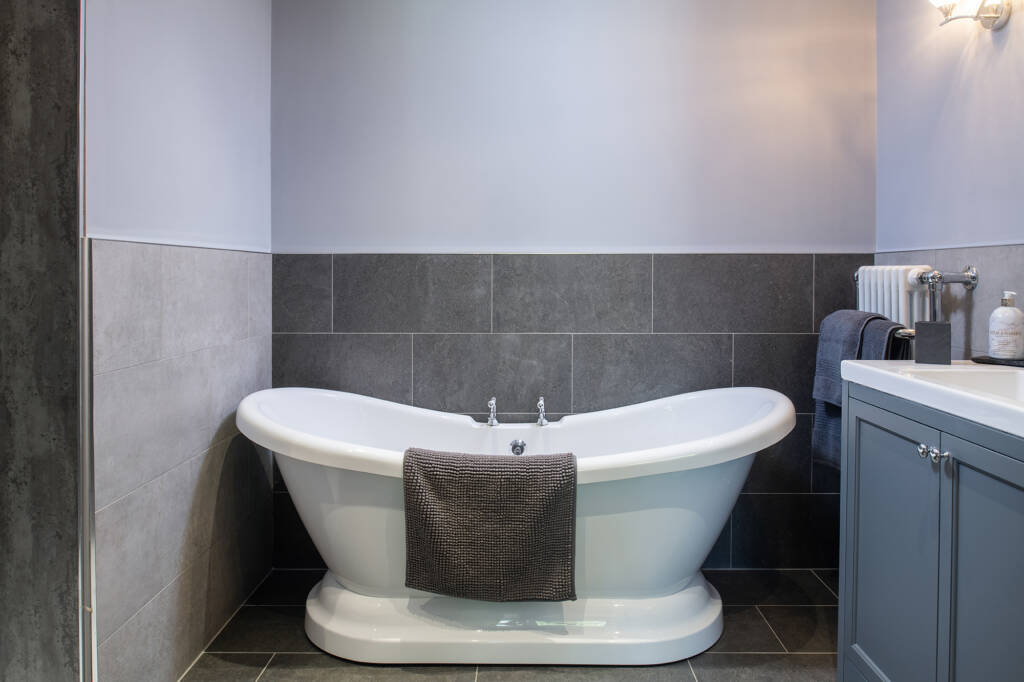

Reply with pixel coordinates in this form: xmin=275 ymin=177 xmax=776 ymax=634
xmin=929 ymin=0 xmax=1011 ymax=29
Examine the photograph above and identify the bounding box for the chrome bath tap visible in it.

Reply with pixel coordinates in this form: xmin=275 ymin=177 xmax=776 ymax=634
xmin=487 ymin=397 xmax=499 ymax=426
xmin=537 ymin=396 xmax=548 ymax=426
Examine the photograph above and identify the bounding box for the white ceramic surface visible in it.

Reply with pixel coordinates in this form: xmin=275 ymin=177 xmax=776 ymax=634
xmin=236 ymin=387 xmax=796 ymax=664
xmin=842 ymin=360 xmax=1024 ymax=439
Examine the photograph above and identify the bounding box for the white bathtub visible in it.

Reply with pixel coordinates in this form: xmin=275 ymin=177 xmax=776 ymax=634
xmin=237 ymin=387 xmax=795 ymax=665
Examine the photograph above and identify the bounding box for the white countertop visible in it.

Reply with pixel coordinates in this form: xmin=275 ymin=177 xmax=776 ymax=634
xmin=841 ymin=360 xmax=1024 ymax=439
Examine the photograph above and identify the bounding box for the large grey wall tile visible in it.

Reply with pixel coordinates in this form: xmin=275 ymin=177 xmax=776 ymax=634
xmin=98 ymin=551 xmax=209 ymax=682
xmin=92 ymin=240 xmax=164 ymax=373
xmin=161 ymin=245 xmax=250 ymax=357
xmin=332 ymin=254 xmax=490 ymax=332
xmin=731 ymin=494 xmax=840 ymax=568
xmin=493 ymin=254 xmax=651 ymax=332
xmin=874 ymin=249 xmax=935 ymax=266
xmin=654 ymin=255 xmax=812 ymax=332
xmin=93 ymin=335 xmax=270 ymax=509
xmin=1 ymin=1 xmax=80 ymax=677
xmin=572 ymin=334 xmax=732 ymax=412
xmin=733 ymin=334 xmax=819 ymax=413
xmin=935 ymin=244 xmax=1024 ymax=355
xmin=247 ymin=251 xmax=272 ymax=338
xmin=273 ymin=492 xmax=326 ymax=569
xmin=273 ymin=254 xmax=332 ymax=332
xmin=413 ymin=334 xmax=571 ymax=413
xmin=95 ymin=435 xmax=272 ymax=641
xmin=813 ymin=253 xmax=874 ymax=331
xmin=272 ymin=333 xmax=412 ymax=403
xmin=744 ymin=414 xmax=812 ymax=493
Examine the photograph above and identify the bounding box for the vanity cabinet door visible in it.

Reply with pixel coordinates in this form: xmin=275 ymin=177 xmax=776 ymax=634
xmin=841 ymin=399 xmax=942 ymax=682
xmin=942 ymin=434 xmax=1024 ymax=682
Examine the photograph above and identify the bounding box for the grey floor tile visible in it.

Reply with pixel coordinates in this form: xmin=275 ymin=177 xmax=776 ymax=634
xmin=759 ymin=606 xmax=838 ymax=653
xmin=704 ymin=570 xmax=836 ymax=606
xmin=730 ymin=495 xmax=840 ymax=569
xmin=493 ymin=254 xmax=652 ymax=333
xmin=181 ymin=653 xmax=272 ymax=681
xmin=654 ymin=254 xmax=812 ymax=333
xmin=813 ymin=570 xmax=839 ymax=597
xmin=572 ymin=334 xmax=732 ymax=412
xmin=743 ymin=415 xmax=812 ymax=493
xmin=732 ymin=334 xmax=819 ymax=413
xmin=333 ymin=254 xmax=490 ymax=333
xmin=413 ymin=334 xmax=571 ymax=413
xmin=708 ymin=605 xmax=785 ymax=653
xmin=262 ymin=653 xmax=475 ymax=680
xmin=689 ymin=653 xmax=836 ymax=681
xmin=272 ymin=333 xmax=412 ymax=404
xmin=273 ymin=254 xmax=333 ymax=333
xmin=206 ymin=606 xmax=317 ymax=653
xmin=248 ymin=570 xmax=326 ymax=605
xmin=477 ymin=662 xmax=695 ymax=680
xmin=813 ymin=254 xmax=874 ymax=332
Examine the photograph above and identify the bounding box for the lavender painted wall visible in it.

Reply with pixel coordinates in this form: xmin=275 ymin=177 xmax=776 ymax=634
xmin=876 ymin=0 xmax=1024 ymax=252
xmin=85 ymin=0 xmax=272 ymax=252
xmin=272 ymin=0 xmax=877 ymax=254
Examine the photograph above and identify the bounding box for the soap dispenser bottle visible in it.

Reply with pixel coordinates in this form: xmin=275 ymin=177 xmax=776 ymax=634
xmin=988 ymin=291 xmax=1024 ymax=360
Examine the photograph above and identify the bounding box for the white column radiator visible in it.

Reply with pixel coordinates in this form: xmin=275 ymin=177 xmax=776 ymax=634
xmin=855 ymin=265 xmax=933 ymax=328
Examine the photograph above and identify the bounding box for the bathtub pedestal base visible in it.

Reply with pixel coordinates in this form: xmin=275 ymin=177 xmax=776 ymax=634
xmin=305 ymin=572 xmax=723 ymax=665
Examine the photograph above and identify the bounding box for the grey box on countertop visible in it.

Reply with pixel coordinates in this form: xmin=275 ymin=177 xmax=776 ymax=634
xmin=915 ymin=321 xmax=951 ymax=365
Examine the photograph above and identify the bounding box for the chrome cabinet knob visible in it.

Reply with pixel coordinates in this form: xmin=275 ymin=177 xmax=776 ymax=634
xmin=929 ymin=447 xmax=950 ymax=463
xmin=918 ymin=443 xmax=929 ymax=459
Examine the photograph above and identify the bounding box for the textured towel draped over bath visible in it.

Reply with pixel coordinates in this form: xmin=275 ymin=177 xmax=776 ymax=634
xmin=812 ymin=311 xmax=910 ymax=469
xmin=403 ymin=447 xmax=578 ymax=602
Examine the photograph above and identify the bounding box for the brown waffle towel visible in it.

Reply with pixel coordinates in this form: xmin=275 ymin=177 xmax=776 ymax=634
xmin=403 ymin=447 xmax=577 ymax=602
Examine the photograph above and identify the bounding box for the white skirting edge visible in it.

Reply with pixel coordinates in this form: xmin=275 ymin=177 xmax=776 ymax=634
xmin=305 ymin=572 xmax=723 ymax=665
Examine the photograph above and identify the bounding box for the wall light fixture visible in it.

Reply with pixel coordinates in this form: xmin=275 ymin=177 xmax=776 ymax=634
xmin=929 ymin=0 xmax=1012 ymax=30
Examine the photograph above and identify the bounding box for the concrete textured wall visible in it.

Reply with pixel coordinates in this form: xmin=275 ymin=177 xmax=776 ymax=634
xmin=0 ymin=0 xmax=81 ymax=679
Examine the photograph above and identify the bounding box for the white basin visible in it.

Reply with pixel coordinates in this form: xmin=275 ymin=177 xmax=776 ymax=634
xmin=841 ymin=360 xmax=1024 ymax=439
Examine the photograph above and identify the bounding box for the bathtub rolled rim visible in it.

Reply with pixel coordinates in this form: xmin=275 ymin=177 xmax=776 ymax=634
xmin=236 ymin=386 xmax=795 ymax=485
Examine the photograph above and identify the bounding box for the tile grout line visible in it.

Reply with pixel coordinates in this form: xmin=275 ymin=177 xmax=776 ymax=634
xmin=253 ymin=652 xmax=275 ymax=682
xmin=688 ymin=657 xmax=699 ymax=682
xmin=570 ymin=334 xmax=574 ymax=413
xmin=270 ymin=331 xmax=821 ymax=336
xmin=175 ymin=567 xmax=274 ymax=681
xmin=490 ymin=254 xmax=494 ymax=333
xmin=474 ymin=665 xmax=479 ymax=682
xmin=330 ymin=255 xmax=334 ymax=333
xmin=755 ymin=605 xmax=789 ymax=653
xmin=410 ymin=334 xmax=415 ymax=406
xmin=95 ymin=428 xmax=242 ymax=514
xmin=811 ymin=569 xmax=839 ymax=600
xmin=650 ymin=253 xmax=655 ymax=334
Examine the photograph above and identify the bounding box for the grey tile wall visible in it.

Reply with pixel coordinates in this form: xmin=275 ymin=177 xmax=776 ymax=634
xmin=92 ymin=240 xmax=273 ymax=681
xmin=273 ymin=253 xmax=871 ymax=570
xmin=876 ymin=244 xmax=1024 ymax=359
xmin=0 ymin=1 xmax=81 ymax=677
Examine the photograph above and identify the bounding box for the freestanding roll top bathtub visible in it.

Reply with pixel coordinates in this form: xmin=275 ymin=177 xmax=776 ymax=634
xmin=237 ymin=387 xmax=795 ymax=665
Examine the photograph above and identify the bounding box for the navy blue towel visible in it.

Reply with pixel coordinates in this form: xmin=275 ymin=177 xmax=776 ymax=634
xmin=811 ymin=311 xmax=909 ymax=469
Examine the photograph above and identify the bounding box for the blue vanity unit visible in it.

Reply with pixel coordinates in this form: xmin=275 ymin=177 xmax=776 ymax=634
xmin=838 ymin=361 xmax=1024 ymax=682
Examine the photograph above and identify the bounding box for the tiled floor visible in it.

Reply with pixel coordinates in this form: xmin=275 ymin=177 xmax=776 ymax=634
xmin=182 ymin=569 xmax=839 ymax=681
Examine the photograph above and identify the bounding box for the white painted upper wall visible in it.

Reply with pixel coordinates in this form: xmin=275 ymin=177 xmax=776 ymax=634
xmin=272 ymin=0 xmax=877 ymax=253
xmin=876 ymin=0 xmax=1024 ymax=252
xmin=85 ymin=0 xmax=272 ymax=252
